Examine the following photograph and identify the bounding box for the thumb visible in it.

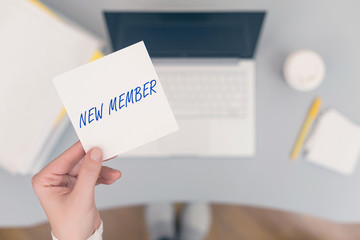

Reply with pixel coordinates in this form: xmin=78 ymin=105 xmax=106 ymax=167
xmin=73 ymin=148 xmax=103 ymax=198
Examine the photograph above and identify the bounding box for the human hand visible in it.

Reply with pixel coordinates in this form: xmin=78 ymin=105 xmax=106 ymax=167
xmin=32 ymin=141 xmax=121 ymax=240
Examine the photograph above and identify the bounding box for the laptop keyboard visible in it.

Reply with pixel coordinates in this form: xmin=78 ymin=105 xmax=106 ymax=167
xmin=159 ymin=71 xmax=247 ymax=118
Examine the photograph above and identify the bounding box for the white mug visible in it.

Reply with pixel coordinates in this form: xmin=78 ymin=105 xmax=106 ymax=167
xmin=283 ymin=49 xmax=325 ymax=91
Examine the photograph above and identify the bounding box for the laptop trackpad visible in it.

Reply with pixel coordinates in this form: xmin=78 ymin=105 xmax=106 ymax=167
xmin=159 ymin=120 xmax=210 ymax=155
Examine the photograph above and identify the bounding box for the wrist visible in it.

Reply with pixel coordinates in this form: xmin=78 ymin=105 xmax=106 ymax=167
xmin=51 ymin=220 xmax=103 ymax=240
xmin=54 ymin=210 xmax=101 ymax=239
xmin=92 ymin=216 xmax=102 ymax=236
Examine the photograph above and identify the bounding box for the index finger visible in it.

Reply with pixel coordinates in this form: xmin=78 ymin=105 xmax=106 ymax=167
xmin=43 ymin=141 xmax=86 ymax=175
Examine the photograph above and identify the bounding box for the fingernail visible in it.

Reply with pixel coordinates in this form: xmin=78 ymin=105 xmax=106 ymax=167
xmin=90 ymin=148 xmax=102 ymax=162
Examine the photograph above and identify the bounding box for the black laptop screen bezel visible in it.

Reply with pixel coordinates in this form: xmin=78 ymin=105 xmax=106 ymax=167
xmin=104 ymin=11 xmax=266 ymax=58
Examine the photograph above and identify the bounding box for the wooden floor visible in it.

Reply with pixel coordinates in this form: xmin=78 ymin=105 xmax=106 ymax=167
xmin=1 ymin=204 xmax=360 ymax=240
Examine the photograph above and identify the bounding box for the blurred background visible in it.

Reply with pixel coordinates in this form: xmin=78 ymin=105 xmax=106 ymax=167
xmin=1 ymin=0 xmax=360 ymax=239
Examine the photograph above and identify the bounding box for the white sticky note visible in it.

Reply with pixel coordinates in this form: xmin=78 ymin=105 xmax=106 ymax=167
xmin=305 ymin=109 xmax=360 ymax=175
xmin=53 ymin=41 xmax=178 ymax=159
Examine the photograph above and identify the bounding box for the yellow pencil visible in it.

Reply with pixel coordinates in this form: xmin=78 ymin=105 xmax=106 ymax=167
xmin=290 ymin=97 xmax=322 ymax=160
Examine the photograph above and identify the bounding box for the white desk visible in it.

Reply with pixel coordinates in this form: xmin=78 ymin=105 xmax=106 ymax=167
xmin=1 ymin=0 xmax=360 ymax=226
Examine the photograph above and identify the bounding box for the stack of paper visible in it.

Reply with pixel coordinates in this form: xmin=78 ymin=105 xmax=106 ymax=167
xmin=0 ymin=0 xmax=102 ymax=174
xmin=305 ymin=109 xmax=360 ymax=175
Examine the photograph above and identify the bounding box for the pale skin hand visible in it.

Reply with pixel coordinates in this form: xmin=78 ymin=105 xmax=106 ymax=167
xmin=32 ymin=141 xmax=121 ymax=240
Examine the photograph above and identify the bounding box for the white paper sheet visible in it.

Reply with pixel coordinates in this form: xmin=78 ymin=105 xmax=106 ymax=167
xmin=53 ymin=41 xmax=179 ymax=159
xmin=0 ymin=0 xmax=101 ymax=174
xmin=305 ymin=109 xmax=360 ymax=175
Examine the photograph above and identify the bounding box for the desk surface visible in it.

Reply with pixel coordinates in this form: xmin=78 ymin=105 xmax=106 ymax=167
xmin=2 ymin=0 xmax=360 ymax=227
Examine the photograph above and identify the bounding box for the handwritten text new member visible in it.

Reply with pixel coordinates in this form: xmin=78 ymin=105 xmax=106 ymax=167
xmin=79 ymin=79 xmax=157 ymax=128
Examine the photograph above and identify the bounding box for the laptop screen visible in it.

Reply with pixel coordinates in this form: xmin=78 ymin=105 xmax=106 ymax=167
xmin=104 ymin=12 xmax=266 ymax=58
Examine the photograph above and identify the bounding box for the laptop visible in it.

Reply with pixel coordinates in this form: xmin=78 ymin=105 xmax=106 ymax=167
xmin=104 ymin=12 xmax=266 ymax=157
